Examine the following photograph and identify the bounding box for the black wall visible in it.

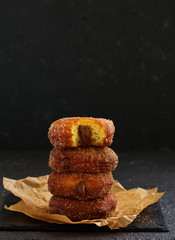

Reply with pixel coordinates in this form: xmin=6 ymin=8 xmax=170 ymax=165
xmin=0 ymin=0 xmax=175 ymax=151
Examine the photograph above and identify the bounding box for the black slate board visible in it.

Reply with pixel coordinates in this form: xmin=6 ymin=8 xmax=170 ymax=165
xmin=0 ymin=193 xmax=169 ymax=232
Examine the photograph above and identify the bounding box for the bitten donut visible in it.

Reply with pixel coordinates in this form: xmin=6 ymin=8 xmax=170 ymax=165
xmin=49 ymin=192 xmax=117 ymax=221
xmin=48 ymin=171 xmax=114 ymax=200
xmin=48 ymin=117 xmax=115 ymax=148
xmin=49 ymin=147 xmax=118 ymax=173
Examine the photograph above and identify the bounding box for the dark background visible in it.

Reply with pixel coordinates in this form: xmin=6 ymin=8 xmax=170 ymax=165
xmin=0 ymin=0 xmax=175 ymax=151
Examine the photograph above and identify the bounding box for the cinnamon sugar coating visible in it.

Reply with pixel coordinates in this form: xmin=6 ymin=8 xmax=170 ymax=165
xmin=48 ymin=171 xmax=114 ymax=200
xmin=48 ymin=117 xmax=115 ymax=148
xmin=49 ymin=147 xmax=118 ymax=173
xmin=49 ymin=192 xmax=117 ymax=221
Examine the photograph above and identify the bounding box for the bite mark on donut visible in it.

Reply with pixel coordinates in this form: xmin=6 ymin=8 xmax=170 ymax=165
xmin=78 ymin=125 xmax=91 ymax=147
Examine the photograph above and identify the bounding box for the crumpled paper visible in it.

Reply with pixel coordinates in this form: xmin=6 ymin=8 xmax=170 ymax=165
xmin=3 ymin=175 xmax=164 ymax=230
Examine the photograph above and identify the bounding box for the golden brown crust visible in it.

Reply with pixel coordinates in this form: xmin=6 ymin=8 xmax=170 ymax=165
xmin=49 ymin=192 xmax=117 ymax=221
xmin=48 ymin=117 xmax=115 ymax=148
xmin=49 ymin=147 xmax=118 ymax=173
xmin=48 ymin=171 xmax=114 ymax=200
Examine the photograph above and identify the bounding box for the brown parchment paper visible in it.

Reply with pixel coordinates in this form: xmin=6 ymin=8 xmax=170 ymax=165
xmin=3 ymin=175 xmax=164 ymax=230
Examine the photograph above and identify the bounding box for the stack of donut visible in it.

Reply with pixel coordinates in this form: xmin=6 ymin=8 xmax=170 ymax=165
xmin=48 ymin=117 xmax=118 ymax=220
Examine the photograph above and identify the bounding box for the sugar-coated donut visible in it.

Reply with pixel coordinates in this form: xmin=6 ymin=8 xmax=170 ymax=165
xmin=48 ymin=117 xmax=115 ymax=148
xmin=49 ymin=147 xmax=118 ymax=173
xmin=49 ymin=192 xmax=117 ymax=221
xmin=48 ymin=171 xmax=114 ymax=200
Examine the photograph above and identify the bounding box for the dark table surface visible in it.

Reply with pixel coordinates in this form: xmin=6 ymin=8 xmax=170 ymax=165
xmin=0 ymin=149 xmax=174 ymax=240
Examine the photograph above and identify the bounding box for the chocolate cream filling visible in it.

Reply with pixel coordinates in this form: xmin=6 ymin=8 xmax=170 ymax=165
xmin=60 ymin=157 xmax=70 ymax=169
xmin=78 ymin=125 xmax=92 ymax=147
xmin=77 ymin=181 xmax=86 ymax=198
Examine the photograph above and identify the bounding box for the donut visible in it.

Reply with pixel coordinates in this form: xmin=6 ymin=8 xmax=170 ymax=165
xmin=49 ymin=147 xmax=118 ymax=173
xmin=48 ymin=171 xmax=114 ymax=200
xmin=49 ymin=192 xmax=117 ymax=221
xmin=48 ymin=117 xmax=115 ymax=148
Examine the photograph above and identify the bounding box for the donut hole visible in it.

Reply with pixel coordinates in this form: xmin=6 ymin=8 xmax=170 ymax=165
xmin=71 ymin=119 xmax=106 ymax=147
